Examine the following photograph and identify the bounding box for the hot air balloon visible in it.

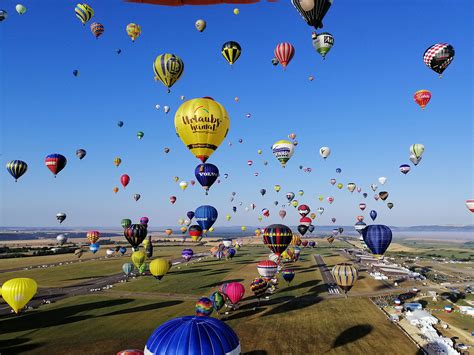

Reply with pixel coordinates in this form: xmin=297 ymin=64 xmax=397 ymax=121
xmin=56 ymin=234 xmax=67 ymax=245
xmin=278 ymin=209 xmax=286 ymax=219
xmin=257 ymin=260 xmax=278 ymax=279
xmin=362 ymin=225 xmax=392 ymax=257
xmin=317 ymin=207 xmax=324 ymax=215
xmin=120 ymin=174 xmax=130 ymax=188
xmin=223 ymin=282 xmax=245 ymax=306
xmin=195 ymin=163 xmax=219 ymax=194
xmin=359 ymin=203 xmax=366 ymax=211
xmin=86 ymin=230 xmax=100 ymax=244
xmin=298 ymin=225 xmax=309 ymax=236
xmin=56 ymin=212 xmax=66 ymax=224
xmin=117 ymin=121 xmax=124 ymax=127
xmin=210 ymin=291 xmax=226 ymax=313
xmin=174 ymin=97 xmax=229 ymax=163
xmin=149 ymin=258 xmax=171 ymax=280
xmin=133 ymin=194 xmax=141 ymax=202
xmin=327 ymin=197 xmax=334 ymax=204
xmin=164 ymin=106 xmax=171 ymax=113
xmin=90 ymin=22 xmax=104 ymax=38
xmin=262 ymin=208 xmax=270 ymax=218
xmin=75 ymin=3 xmax=94 ymax=25
xmin=16 ymin=4 xmax=27 ymax=14
xmin=410 ymin=144 xmax=425 ymax=159
xmin=189 ymin=225 xmax=203 ymax=241
xmin=179 ymin=181 xmax=188 ymax=190
xmin=332 ymin=263 xmax=358 ymax=295
xmin=387 ymin=202 xmax=394 ymax=209
xmin=274 ymin=43 xmax=295 ymax=69
xmin=123 ymin=262 xmax=134 ymax=276
xmin=165 ymin=229 xmax=173 ymax=236
xmin=182 ymin=248 xmax=194 ymax=261
xmin=465 ymin=200 xmax=474 ymax=212
xmin=194 ymin=205 xmax=218 ymax=232
xmin=263 ymin=224 xmax=293 ymax=256
xmin=1 ymin=278 xmax=37 ymax=313
xmin=378 ymin=177 xmax=387 ymax=185
xmin=250 ymin=278 xmax=268 ymax=302
xmin=330 ymin=178 xmax=336 ymax=185
xmin=153 ymin=53 xmax=184 ymax=93
xmin=336 ymin=168 xmax=342 ymax=173
xmin=113 ymin=157 xmax=122 ymax=167
xmin=337 ymin=183 xmax=343 ymax=189
xmin=126 ymin=23 xmax=141 ymax=41
xmin=89 ymin=243 xmax=100 ymax=254
xmin=144 ymin=316 xmax=240 ymax=355
xmin=131 ymin=250 xmax=146 ymax=269
xmin=319 ymin=146 xmax=331 ymax=159
xmin=195 ymin=297 xmax=213 ymax=316
xmin=121 ymin=218 xmax=132 ymax=229
xmin=140 ymin=217 xmax=149 ymax=226
xmin=312 ymin=32 xmax=334 ymax=59
xmin=423 ymin=43 xmax=455 ymax=76
xmin=379 ymin=191 xmax=388 ymax=201
xmin=282 ymin=269 xmax=295 ymax=285
xmin=338 ymin=227 xmax=344 ymax=234
xmin=331 ymin=217 xmax=336 ymax=223
xmin=137 ymin=131 xmax=144 ymax=140
xmin=400 ymin=164 xmax=411 ymax=175
xmin=409 ymin=154 xmax=422 ymax=166
xmin=6 ymin=160 xmax=28 ymax=182
xmin=0 ymin=10 xmax=7 ymax=21
xmin=347 ymin=183 xmax=356 ymax=193
xmin=274 ymin=185 xmax=281 ymax=192
xmin=271 ymin=139 xmax=295 ymax=167
xmin=291 ymin=0 xmax=333 ymax=29
xmin=45 ymin=154 xmax=67 ymax=177
xmin=195 ymin=19 xmax=206 ymax=32
xmin=414 ymin=90 xmax=431 ymax=109
xmin=124 ymin=224 xmax=147 ymax=250
xmin=327 ymin=236 xmax=335 ymax=244
xmin=169 ymin=196 xmax=177 ymax=204
xmin=72 ymin=69 xmax=80 ymax=77
xmin=298 ymin=204 xmax=310 ymax=217
xmin=354 ymin=221 xmax=367 ymax=235
xmin=221 ymin=41 xmax=242 ymax=65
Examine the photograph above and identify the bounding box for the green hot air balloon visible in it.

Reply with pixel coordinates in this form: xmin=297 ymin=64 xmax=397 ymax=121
xmin=137 ymin=131 xmax=144 ymax=140
xmin=121 ymin=218 xmax=132 ymax=229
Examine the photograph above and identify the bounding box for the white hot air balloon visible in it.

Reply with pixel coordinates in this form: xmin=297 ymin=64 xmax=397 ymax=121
xmin=319 ymin=146 xmax=331 ymax=159
xmin=56 ymin=234 xmax=67 ymax=245
xmin=163 ymin=106 xmax=170 ymax=114
xmin=466 ymin=200 xmax=474 ymax=213
xmin=155 ymin=104 xmax=161 ymax=110
xmin=378 ymin=177 xmax=387 ymax=185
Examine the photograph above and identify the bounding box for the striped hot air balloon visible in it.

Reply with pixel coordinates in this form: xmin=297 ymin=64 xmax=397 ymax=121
xmin=124 ymin=224 xmax=147 ymax=250
xmin=331 ymin=263 xmax=358 ymax=295
xmin=274 ymin=42 xmax=295 ymax=69
xmin=6 ymin=160 xmax=28 ymax=182
xmin=75 ymin=3 xmax=94 ymax=25
xmin=466 ymin=200 xmax=474 ymax=213
xmin=221 ymin=41 xmax=242 ymax=65
xmin=153 ymin=53 xmax=184 ymax=92
xmin=257 ymin=260 xmax=278 ymax=279
xmin=90 ymin=22 xmax=104 ymax=38
xmin=45 ymin=154 xmax=67 ymax=177
xmin=263 ymin=224 xmax=293 ymax=256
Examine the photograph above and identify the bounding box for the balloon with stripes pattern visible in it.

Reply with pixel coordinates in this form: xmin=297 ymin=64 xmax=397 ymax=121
xmin=90 ymin=22 xmax=104 ymax=38
xmin=75 ymin=3 xmax=94 ymax=25
xmin=263 ymin=224 xmax=293 ymax=256
xmin=153 ymin=53 xmax=184 ymax=92
xmin=362 ymin=224 xmax=392 ymax=257
xmin=126 ymin=23 xmax=141 ymax=42
xmin=331 ymin=263 xmax=358 ymax=294
xmin=274 ymin=43 xmax=295 ymax=69
xmin=6 ymin=160 xmax=28 ymax=182
xmin=221 ymin=41 xmax=241 ymax=65
xmin=291 ymin=0 xmax=333 ymax=29
xmin=44 ymin=154 xmax=67 ymax=177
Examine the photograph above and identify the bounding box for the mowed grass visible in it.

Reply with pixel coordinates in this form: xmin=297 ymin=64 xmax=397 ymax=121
xmin=0 ymin=245 xmax=418 ymax=354
xmin=0 ymin=246 xmax=208 ymax=287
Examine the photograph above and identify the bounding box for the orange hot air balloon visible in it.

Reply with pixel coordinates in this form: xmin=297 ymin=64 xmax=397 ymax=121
xmin=113 ymin=187 xmax=119 ymax=193
xmin=165 ymin=229 xmax=173 ymax=236
xmin=414 ymin=90 xmax=431 ymax=109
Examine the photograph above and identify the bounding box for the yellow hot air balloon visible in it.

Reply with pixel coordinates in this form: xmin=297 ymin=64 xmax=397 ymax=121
xmin=318 ymin=195 xmax=324 ymax=201
xmin=143 ymin=238 xmax=149 ymax=249
xmin=254 ymin=228 xmax=261 ymax=237
xmin=291 ymin=200 xmax=298 ymax=207
xmin=179 ymin=181 xmax=188 ymax=190
xmin=131 ymin=251 xmax=146 ymax=269
xmin=241 ymin=226 xmax=247 ymax=231
xmin=226 ymin=214 xmax=231 ymax=221
xmin=149 ymin=258 xmax=171 ymax=280
xmin=274 ymin=185 xmax=281 ymax=192
xmin=1 ymin=278 xmax=37 ymax=313
xmin=114 ymin=157 xmax=122 ymax=167
xmin=126 ymin=23 xmax=141 ymax=41
xmin=153 ymin=53 xmax=184 ymax=93
xmin=331 ymin=263 xmax=358 ymax=295
xmin=291 ymin=234 xmax=301 ymax=246
xmin=180 ymin=226 xmax=187 ymax=234
xmin=233 ymin=8 xmax=239 ymax=15
xmin=75 ymin=3 xmax=94 ymax=25
xmin=174 ymin=97 xmax=230 ymax=163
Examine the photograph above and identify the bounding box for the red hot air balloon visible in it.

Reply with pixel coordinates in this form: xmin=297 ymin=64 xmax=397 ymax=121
xmin=359 ymin=203 xmax=366 ymax=211
xmin=45 ymin=154 xmax=67 ymax=177
xmin=121 ymin=174 xmax=130 ymax=188
xmin=414 ymin=90 xmax=431 ymax=109
xmin=357 ymin=216 xmax=364 ymax=222
xmin=299 ymin=217 xmax=312 ymax=227
xmin=297 ymin=204 xmax=310 ymax=218
xmin=274 ymin=43 xmax=295 ymax=69
xmin=170 ymin=196 xmax=177 ymax=204
xmin=223 ymin=282 xmax=245 ymax=306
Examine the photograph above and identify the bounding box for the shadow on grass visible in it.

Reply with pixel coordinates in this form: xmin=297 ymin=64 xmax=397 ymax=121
xmin=0 ymin=338 xmax=44 ymax=354
xmin=281 ymin=279 xmax=320 ymax=293
xmin=332 ymin=324 xmax=373 ymax=349
xmin=0 ymin=299 xmax=134 ymax=334
xmin=224 ymin=306 xmax=267 ymax=321
xmin=243 ymin=351 xmax=268 ymax=355
xmin=174 ymin=268 xmax=210 ymax=275
xmin=205 ymin=268 xmax=231 ymax=276
xmin=101 ymin=300 xmax=183 ymax=317
xmin=199 ymin=279 xmax=244 ymax=289
xmin=65 ymin=276 xmax=105 ymax=281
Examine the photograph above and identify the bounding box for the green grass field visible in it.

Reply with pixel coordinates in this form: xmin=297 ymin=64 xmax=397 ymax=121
xmin=0 ymin=245 xmax=418 ymax=354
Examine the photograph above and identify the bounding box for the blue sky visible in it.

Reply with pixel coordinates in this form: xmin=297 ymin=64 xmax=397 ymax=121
xmin=1 ymin=0 xmax=472 ymax=228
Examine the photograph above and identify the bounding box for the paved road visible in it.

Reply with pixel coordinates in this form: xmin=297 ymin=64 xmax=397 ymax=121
xmin=313 ymin=254 xmax=341 ymax=295
xmin=0 ymin=253 xmax=210 ymax=316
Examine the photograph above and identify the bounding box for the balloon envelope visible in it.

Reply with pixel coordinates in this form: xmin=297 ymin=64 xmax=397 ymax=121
xmin=362 ymin=225 xmax=393 ymax=257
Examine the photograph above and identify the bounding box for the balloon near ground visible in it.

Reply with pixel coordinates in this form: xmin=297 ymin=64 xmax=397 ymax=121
xmin=174 ymin=97 xmax=230 ymax=163
xmin=331 ymin=263 xmax=358 ymax=295
xmin=1 ymin=278 xmax=38 ymax=313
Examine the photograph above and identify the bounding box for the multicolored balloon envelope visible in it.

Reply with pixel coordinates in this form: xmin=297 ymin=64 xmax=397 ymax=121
xmin=263 ymin=224 xmax=293 ymax=256
xmin=124 ymin=224 xmax=147 ymax=249
xmin=331 ymin=263 xmax=358 ymax=294
xmin=423 ymin=43 xmax=455 ymax=76
xmin=145 ymin=316 xmax=240 ymax=355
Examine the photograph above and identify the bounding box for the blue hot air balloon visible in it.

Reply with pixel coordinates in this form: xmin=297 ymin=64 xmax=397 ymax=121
xmin=336 ymin=168 xmax=342 ymax=173
xmin=119 ymin=247 xmax=127 ymax=255
xmin=195 ymin=205 xmax=218 ymax=231
xmin=362 ymin=224 xmax=392 ymax=257
xmin=117 ymin=121 xmax=124 ymax=127
xmin=195 ymin=163 xmax=219 ymax=194
xmin=122 ymin=262 xmax=134 ymax=276
xmin=89 ymin=243 xmax=100 ymax=254
xmin=369 ymin=210 xmax=377 ymax=221
xmin=187 ymin=211 xmax=195 ymax=220
xmin=145 ymin=316 xmax=240 ymax=354
xmin=227 ymin=248 xmax=236 ymax=259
